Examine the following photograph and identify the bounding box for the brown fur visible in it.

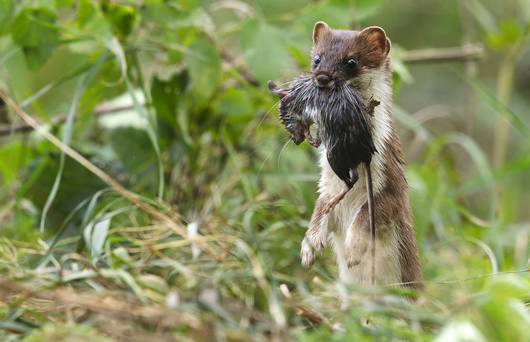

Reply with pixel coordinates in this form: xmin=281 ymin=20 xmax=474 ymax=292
xmin=304 ymin=23 xmax=423 ymax=289
xmin=354 ymin=128 xmax=423 ymax=289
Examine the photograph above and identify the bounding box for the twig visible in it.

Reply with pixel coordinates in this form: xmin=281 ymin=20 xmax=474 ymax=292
xmin=401 ymin=43 xmax=484 ymax=64
xmin=204 ymin=32 xmax=260 ymax=87
xmin=0 ymin=91 xmax=221 ymax=260
xmin=219 ymin=49 xmax=260 ymax=87
xmin=0 ymin=104 xmax=136 ymax=137
xmin=279 ymin=284 xmax=332 ymax=328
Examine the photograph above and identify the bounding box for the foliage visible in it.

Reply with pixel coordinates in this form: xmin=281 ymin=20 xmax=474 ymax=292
xmin=0 ymin=0 xmax=529 ymax=341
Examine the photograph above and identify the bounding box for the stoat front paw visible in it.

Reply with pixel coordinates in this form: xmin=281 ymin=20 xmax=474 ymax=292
xmin=306 ymin=227 xmax=327 ymax=253
xmin=300 ymin=237 xmax=316 ymax=267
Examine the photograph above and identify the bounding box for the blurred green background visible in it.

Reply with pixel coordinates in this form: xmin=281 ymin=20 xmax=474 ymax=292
xmin=0 ymin=0 xmax=529 ymax=341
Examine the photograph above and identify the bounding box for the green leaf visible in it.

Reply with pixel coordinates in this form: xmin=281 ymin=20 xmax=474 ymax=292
xmin=11 ymin=7 xmax=60 ymax=69
xmin=151 ymin=72 xmax=188 ymax=144
xmin=0 ymin=0 xmax=15 ymax=35
xmin=22 ymin=45 xmax=56 ymax=70
xmin=240 ymin=18 xmax=290 ymax=84
xmin=12 ymin=7 xmax=59 ymax=47
xmin=464 ymin=76 xmax=529 ymax=135
xmin=84 ymin=217 xmax=111 ymax=258
xmin=466 ymin=0 xmax=497 ymax=33
xmin=435 ymin=321 xmax=486 ymax=342
xmin=294 ymin=0 xmax=355 ymax=34
xmin=54 ymin=0 xmax=75 ymax=9
xmin=109 ymin=127 xmax=158 ymax=193
xmin=215 ymin=88 xmax=254 ymax=124
xmin=354 ymin=0 xmax=384 ymax=22
xmin=254 ymin=0 xmax=309 ymax=17
xmin=486 ymin=20 xmax=522 ymax=50
xmin=480 ymin=277 xmax=530 ymax=341
xmin=77 ymin=0 xmax=98 ymax=27
xmin=184 ymin=38 xmax=221 ymax=104
xmin=101 ymin=2 xmax=138 ymax=40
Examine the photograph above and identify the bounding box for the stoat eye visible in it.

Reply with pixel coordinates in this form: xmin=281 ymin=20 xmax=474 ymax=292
xmin=313 ymin=55 xmax=321 ymax=66
xmin=346 ymin=58 xmax=358 ymax=68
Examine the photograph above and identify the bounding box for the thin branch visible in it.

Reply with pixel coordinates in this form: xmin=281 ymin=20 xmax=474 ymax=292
xmin=401 ymin=43 xmax=484 ymax=64
xmin=0 ymin=104 xmax=136 ymax=137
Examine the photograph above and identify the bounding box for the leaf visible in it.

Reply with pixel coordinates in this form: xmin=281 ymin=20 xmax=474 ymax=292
xmin=466 ymin=0 xmax=497 ymax=33
xmin=214 ymin=88 xmax=254 ymax=124
xmin=486 ymin=20 xmax=523 ymax=50
xmin=434 ymin=321 xmax=486 ymax=342
xmin=39 ymin=54 xmax=107 ymax=232
xmin=464 ymin=76 xmax=529 ymax=135
xmin=293 ymin=0 xmax=355 ymax=34
xmin=354 ymin=0 xmax=384 ymax=22
xmin=0 ymin=0 xmax=15 ymax=35
xmin=12 ymin=7 xmax=59 ymax=47
xmin=109 ymin=127 xmax=158 ymax=192
xmin=11 ymin=7 xmax=60 ymax=69
xmin=85 ymin=217 xmax=111 ymax=258
xmin=21 ymin=155 xmax=105 ymax=233
xmin=254 ymin=0 xmax=308 ymax=17
xmin=392 ymin=58 xmax=413 ymax=84
xmin=184 ymin=38 xmax=221 ymax=104
xmin=240 ymin=18 xmax=290 ymax=84
xmin=77 ymin=0 xmax=97 ymax=27
xmin=101 ymin=2 xmax=138 ymax=40
xmin=104 ymin=36 xmax=127 ymax=77
xmin=480 ymin=277 xmax=530 ymax=341
xmin=151 ymin=72 xmax=189 ymax=144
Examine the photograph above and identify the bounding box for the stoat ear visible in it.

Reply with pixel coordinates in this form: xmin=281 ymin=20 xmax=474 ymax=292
xmin=313 ymin=21 xmax=330 ymax=45
xmin=359 ymin=26 xmax=391 ymax=56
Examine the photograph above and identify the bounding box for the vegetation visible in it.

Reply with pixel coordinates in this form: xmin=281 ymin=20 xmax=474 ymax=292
xmin=0 ymin=0 xmax=529 ymax=341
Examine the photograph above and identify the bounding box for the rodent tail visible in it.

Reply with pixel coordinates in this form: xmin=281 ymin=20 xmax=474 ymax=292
xmin=364 ymin=161 xmax=376 ymax=286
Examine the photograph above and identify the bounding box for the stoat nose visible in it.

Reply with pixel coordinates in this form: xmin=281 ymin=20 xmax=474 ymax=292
xmin=315 ymin=74 xmax=332 ymax=88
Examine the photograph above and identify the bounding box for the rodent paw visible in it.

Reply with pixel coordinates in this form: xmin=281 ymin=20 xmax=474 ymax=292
xmin=300 ymin=237 xmax=316 ymax=267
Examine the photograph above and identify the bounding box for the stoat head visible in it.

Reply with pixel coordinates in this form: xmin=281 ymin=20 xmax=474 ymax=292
xmin=311 ymin=22 xmax=391 ymax=91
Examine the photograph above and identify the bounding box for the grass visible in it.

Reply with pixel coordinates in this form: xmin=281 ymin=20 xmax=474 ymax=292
xmin=0 ymin=1 xmax=529 ymax=341
xmin=1 ymin=89 xmax=529 ymax=341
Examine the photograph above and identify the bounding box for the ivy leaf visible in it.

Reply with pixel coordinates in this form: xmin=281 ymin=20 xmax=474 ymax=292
xmin=240 ymin=18 xmax=290 ymax=84
xmin=11 ymin=7 xmax=60 ymax=69
xmin=184 ymin=38 xmax=221 ymax=105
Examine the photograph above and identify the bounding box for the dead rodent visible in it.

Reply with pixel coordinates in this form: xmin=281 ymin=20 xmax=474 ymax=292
xmin=269 ymin=78 xmax=380 ymax=189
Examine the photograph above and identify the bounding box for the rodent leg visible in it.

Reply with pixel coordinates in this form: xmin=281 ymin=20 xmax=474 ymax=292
xmin=267 ymin=81 xmax=288 ymax=98
xmin=321 ymin=185 xmax=351 ymax=216
xmin=320 ymin=168 xmax=357 ymax=216
xmin=305 ymin=126 xmax=321 ymax=148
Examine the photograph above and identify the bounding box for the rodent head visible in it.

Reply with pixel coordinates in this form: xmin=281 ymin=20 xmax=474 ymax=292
xmin=311 ymin=21 xmax=391 ymax=89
